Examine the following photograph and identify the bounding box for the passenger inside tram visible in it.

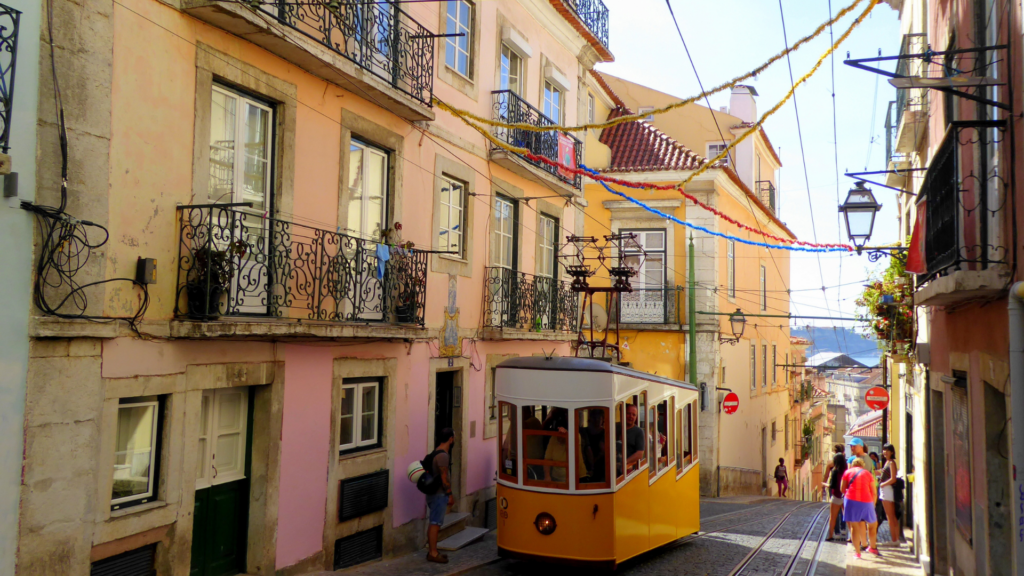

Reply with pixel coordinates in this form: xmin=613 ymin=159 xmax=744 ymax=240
xmin=624 ymin=403 xmax=646 ymax=472
xmin=541 ymin=408 xmax=576 ymax=484
xmin=523 ymin=406 xmax=544 ymax=480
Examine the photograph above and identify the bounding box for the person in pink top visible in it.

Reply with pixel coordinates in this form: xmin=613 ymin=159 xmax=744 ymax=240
xmin=841 ymin=457 xmax=879 ymax=558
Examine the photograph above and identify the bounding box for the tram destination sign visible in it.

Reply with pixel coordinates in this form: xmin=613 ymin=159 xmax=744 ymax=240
xmin=865 ymin=386 xmax=890 ymax=411
xmin=723 ymin=392 xmax=739 ymax=415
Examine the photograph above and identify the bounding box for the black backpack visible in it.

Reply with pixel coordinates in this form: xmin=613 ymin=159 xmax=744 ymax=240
xmin=416 ymin=449 xmax=444 ymax=495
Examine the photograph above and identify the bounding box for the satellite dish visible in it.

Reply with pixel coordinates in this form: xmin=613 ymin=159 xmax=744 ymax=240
xmin=591 ymin=303 xmax=608 ymax=332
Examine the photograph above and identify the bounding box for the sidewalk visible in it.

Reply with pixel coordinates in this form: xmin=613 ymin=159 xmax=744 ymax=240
xmin=304 ymin=531 xmax=499 ymax=576
xmin=846 ymin=526 xmax=924 ymax=576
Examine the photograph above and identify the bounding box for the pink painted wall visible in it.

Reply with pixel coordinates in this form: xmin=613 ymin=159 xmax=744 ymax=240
xmin=276 ymin=345 xmax=334 ymax=569
xmin=389 ymin=343 xmax=432 ymax=527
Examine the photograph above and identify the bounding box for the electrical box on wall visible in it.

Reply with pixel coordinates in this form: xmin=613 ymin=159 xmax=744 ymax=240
xmin=135 ymin=258 xmax=157 ymax=285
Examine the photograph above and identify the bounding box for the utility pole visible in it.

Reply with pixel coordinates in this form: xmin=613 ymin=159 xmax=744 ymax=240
xmin=688 ymin=235 xmax=697 ymax=385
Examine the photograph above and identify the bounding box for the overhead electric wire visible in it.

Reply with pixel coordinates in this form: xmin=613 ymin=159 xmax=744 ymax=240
xmin=777 ymin=0 xmax=850 ymax=353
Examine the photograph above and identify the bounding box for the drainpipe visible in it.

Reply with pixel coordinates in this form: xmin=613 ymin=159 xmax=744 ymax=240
xmin=1008 ymin=282 xmax=1024 ymax=576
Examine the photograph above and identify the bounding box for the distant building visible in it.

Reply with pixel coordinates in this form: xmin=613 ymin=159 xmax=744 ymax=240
xmin=806 ymin=352 xmax=869 ymax=370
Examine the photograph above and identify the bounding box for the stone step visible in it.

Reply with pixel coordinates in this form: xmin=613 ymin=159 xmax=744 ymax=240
xmin=438 ymin=512 xmax=470 ymax=541
xmin=437 ymin=527 xmax=489 ymax=552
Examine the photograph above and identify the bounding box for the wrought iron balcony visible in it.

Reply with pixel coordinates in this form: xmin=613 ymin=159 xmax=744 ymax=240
xmin=484 ymin=267 xmax=578 ymax=333
xmin=918 ymin=123 xmax=1008 ymax=284
xmin=175 ymin=204 xmax=428 ymax=325
xmin=491 ymin=90 xmax=582 ymax=190
xmin=614 ymin=286 xmax=683 ymax=325
xmin=755 ymin=180 xmax=776 ymax=214
xmin=565 ymin=0 xmax=609 ymax=48
xmin=0 ymin=3 xmax=20 ymax=154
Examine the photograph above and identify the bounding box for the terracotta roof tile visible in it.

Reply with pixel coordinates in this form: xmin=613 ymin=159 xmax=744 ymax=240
xmin=598 ymin=106 xmax=714 ymax=173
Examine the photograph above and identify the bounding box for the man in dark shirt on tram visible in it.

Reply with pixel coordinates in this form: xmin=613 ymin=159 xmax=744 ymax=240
xmin=625 ymin=404 xmax=645 ymax=471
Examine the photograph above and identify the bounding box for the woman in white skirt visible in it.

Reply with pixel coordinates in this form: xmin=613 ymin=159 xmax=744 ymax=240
xmin=878 ymin=443 xmax=900 ymax=545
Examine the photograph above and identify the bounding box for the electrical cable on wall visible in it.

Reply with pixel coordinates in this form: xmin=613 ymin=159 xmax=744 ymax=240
xmin=20 ymin=0 xmax=150 ymax=337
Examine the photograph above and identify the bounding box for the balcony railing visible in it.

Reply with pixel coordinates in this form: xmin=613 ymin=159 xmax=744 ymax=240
xmin=252 ymin=0 xmax=433 ymax=106
xmin=175 ymin=204 xmax=428 ymax=325
xmin=613 ymin=286 xmax=682 ymax=325
xmin=491 ymin=90 xmax=582 ymax=190
xmin=484 ymin=267 xmax=578 ymax=332
xmin=565 ymin=0 xmax=609 ymax=48
xmin=894 ymin=33 xmax=927 ymax=129
xmin=0 ymin=3 xmax=20 ymax=153
xmin=755 ymin=180 xmax=776 ymax=214
xmin=918 ymin=124 xmax=1009 ymax=282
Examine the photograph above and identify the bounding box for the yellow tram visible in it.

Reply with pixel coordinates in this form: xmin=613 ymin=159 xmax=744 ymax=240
xmin=494 ymin=357 xmax=701 ymax=568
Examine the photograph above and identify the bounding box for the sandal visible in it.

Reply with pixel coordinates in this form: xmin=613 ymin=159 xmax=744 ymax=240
xmin=427 ymin=553 xmax=449 ymax=564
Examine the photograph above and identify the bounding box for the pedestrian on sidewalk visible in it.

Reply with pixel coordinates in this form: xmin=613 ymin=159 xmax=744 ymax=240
xmin=841 ymin=457 xmax=880 ymax=558
xmin=823 ymin=443 xmax=847 ymax=541
xmin=878 ymin=444 xmax=901 ymax=546
xmin=426 ymin=428 xmax=455 ymax=564
xmin=774 ymin=458 xmax=789 ymax=498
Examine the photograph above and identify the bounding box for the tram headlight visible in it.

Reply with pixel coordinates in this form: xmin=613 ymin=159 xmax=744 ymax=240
xmin=534 ymin=512 xmax=557 ymax=535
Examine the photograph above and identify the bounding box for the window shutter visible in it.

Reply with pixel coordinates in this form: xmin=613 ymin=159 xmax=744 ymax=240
xmin=90 ymin=545 xmax=156 ymax=576
xmin=333 ymin=526 xmax=384 ymax=569
xmin=338 ymin=470 xmax=390 ymax=522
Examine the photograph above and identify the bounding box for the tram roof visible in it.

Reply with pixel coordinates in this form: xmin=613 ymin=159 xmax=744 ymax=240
xmin=496 ymin=357 xmax=697 ymax=391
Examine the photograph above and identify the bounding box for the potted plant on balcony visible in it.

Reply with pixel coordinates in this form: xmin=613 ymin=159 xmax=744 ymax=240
xmin=185 ymin=240 xmax=248 ymax=320
xmin=856 ymin=253 xmax=914 ymax=355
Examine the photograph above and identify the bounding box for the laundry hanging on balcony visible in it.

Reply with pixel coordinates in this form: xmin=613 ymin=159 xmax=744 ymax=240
xmin=905 ymin=200 xmax=926 ymax=275
xmin=376 ymin=243 xmax=390 ymax=280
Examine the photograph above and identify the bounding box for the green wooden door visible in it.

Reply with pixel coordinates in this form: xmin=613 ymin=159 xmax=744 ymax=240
xmin=190 ymin=388 xmax=254 ymax=576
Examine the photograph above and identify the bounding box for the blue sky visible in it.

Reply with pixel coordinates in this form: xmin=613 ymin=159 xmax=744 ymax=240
xmin=593 ymin=0 xmax=903 ymax=345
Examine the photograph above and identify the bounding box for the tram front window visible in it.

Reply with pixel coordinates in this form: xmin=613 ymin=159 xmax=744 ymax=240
xmin=622 ymin=397 xmax=646 ymax=475
xmin=499 ymin=402 xmax=517 ymax=482
xmin=523 ymin=406 xmax=571 ymax=487
xmin=576 ymin=407 xmax=610 ymax=489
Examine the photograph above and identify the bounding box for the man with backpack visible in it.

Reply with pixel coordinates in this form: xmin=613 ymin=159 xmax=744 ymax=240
xmin=424 ymin=428 xmax=455 ymax=564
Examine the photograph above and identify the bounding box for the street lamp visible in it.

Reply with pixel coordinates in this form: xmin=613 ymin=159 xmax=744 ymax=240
xmin=720 ymin=308 xmax=746 ymax=345
xmin=839 ymin=181 xmax=881 ymax=249
xmin=838 ymin=181 xmax=907 ymax=262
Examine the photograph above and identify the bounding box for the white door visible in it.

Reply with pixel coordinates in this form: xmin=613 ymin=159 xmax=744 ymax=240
xmin=346 ymin=140 xmax=388 ymax=321
xmin=208 ymin=86 xmax=274 ymax=316
xmin=620 ymin=230 xmax=666 ymax=323
xmin=196 ymin=388 xmax=249 ymax=490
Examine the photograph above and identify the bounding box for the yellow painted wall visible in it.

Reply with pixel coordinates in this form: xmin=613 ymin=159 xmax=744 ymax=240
xmin=104 ymin=0 xmax=590 ymax=328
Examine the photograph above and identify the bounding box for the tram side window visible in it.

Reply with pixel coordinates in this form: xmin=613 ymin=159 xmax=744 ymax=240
xmin=623 ymin=394 xmax=646 ymax=476
xmin=498 ymin=402 xmax=518 ymax=483
xmin=651 ymin=399 xmax=669 ymax=477
xmin=668 ymin=397 xmax=676 ymax=468
xmin=576 ymin=407 xmax=610 ymax=489
xmin=615 ymin=402 xmax=625 ymax=484
xmin=691 ymin=400 xmax=699 ymax=463
xmin=681 ymin=402 xmax=693 ymax=467
xmin=523 ymin=406 xmax=572 ymax=487
xmin=648 ymin=405 xmax=657 ymax=478
xmin=675 ymin=408 xmax=683 ymax=472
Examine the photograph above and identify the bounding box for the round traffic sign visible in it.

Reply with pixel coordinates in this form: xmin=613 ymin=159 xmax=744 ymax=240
xmin=865 ymin=386 xmax=890 ymax=411
xmin=723 ymin=392 xmax=739 ymax=415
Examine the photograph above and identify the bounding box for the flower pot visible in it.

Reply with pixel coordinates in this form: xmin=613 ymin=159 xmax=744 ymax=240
xmin=186 ymin=283 xmax=225 ymax=320
xmin=396 ymin=303 xmax=417 ymax=324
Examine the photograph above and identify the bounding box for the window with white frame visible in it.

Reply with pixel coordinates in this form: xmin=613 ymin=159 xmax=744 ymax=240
xmin=493 ymin=196 xmax=516 ymax=269
xmin=499 ymin=44 xmax=522 ymax=94
xmin=112 ymin=397 xmax=161 ymax=510
xmin=340 ymin=378 xmax=383 ymax=453
xmin=209 ymin=85 xmax=274 ymax=211
xmin=543 ymin=81 xmax=562 ymax=122
xmin=727 ymin=240 xmax=736 ymax=298
xmin=439 ymin=176 xmax=465 ymax=257
xmin=762 ymin=344 xmax=768 ymax=389
xmin=588 ymin=92 xmax=595 ymax=123
xmin=445 ymin=0 xmax=472 ymax=77
xmin=621 ymin=230 xmax=665 ymax=289
xmin=707 ymin=142 xmax=730 ymax=166
xmin=750 ymin=343 xmax=756 ymax=391
xmin=771 ymin=344 xmax=777 ymax=387
xmin=538 ymin=215 xmax=557 ymax=278
xmin=347 ymin=140 xmax=388 ymax=241
xmin=195 ymin=388 xmax=248 ymax=491
xmin=759 ymin=265 xmax=767 ymax=311
xmin=638 ymin=106 xmax=654 ymax=121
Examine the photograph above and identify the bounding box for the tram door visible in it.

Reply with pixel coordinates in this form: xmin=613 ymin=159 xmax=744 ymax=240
xmin=435 ymin=371 xmax=462 ymax=501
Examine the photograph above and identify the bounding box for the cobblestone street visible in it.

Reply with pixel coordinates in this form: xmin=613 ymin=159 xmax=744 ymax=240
xmin=458 ymin=498 xmax=850 ymax=576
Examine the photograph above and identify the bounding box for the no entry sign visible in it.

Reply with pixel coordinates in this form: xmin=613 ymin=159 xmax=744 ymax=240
xmin=865 ymin=386 xmax=890 ymax=411
xmin=723 ymin=392 xmax=739 ymax=415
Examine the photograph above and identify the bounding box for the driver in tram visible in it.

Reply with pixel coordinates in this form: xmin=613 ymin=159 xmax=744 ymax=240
xmin=625 ymin=404 xmax=646 ymax=472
